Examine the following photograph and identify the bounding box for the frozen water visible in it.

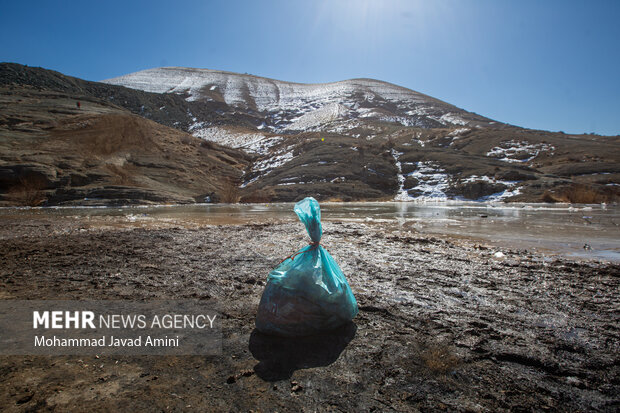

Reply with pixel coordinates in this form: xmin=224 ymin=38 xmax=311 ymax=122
xmin=12 ymin=203 xmax=618 ymax=262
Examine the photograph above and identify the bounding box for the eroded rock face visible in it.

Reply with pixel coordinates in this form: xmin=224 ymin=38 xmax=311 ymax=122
xmin=48 ymin=186 xmax=196 ymax=206
xmin=0 ymin=164 xmax=57 ymax=190
xmin=403 ymin=176 xmax=419 ymax=190
xmin=448 ymin=181 xmax=509 ymax=200
xmin=495 ymin=169 xmax=536 ymax=182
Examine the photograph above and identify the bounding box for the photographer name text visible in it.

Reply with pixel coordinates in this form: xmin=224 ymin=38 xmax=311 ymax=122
xmin=35 ymin=335 xmax=180 ymax=348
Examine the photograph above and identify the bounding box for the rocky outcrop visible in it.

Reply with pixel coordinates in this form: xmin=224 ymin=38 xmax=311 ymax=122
xmin=448 ymin=181 xmax=508 ymax=200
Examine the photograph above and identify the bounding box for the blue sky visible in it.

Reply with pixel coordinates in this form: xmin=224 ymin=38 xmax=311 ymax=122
xmin=2 ymin=0 xmax=619 ymax=135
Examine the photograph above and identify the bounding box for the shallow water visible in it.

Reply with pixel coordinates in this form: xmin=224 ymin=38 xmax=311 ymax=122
xmin=2 ymin=202 xmax=619 ymax=262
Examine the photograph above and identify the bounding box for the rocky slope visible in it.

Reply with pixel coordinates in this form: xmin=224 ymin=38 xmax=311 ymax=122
xmin=0 ymin=65 xmax=250 ymax=206
xmin=104 ymin=67 xmax=620 ymax=203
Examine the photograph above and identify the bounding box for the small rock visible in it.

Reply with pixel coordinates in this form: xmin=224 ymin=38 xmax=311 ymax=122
xmin=291 ymin=381 xmax=303 ymax=393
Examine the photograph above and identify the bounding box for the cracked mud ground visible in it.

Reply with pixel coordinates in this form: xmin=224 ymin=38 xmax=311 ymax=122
xmin=0 ymin=215 xmax=618 ymax=412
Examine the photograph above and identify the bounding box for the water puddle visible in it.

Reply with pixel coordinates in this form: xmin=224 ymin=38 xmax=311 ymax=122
xmin=1 ymin=202 xmax=618 ymax=262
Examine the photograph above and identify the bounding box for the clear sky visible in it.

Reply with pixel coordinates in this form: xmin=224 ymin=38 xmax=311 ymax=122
xmin=2 ymin=0 xmax=619 ymax=135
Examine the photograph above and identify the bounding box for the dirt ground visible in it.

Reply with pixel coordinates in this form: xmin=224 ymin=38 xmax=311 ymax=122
xmin=0 ymin=214 xmax=618 ymax=412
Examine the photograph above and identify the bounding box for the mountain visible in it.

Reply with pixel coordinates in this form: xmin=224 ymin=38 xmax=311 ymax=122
xmin=1 ymin=63 xmax=618 ymax=205
xmin=0 ymin=63 xmax=249 ymax=206
xmin=103 ymin=67 xmax=620 ymax=203
xmin=103 ymin=67 xmax=497 ymax=131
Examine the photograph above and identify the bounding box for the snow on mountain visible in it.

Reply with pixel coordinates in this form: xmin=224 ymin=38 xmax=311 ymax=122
xmin=102 ymin=67 xmax=488 ymax=132
xmin=486 ymin=140 xmax=554 ymax=163
xmin=283 ymin=103 xmax=350 ymax=131
xmin=189 ymin=124 xmax=281 ymax=155
xmin=103 ymin=67 xmax=427 ymax=108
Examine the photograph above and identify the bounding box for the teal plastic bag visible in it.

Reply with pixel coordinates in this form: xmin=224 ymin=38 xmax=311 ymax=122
xmin=256 ymin=197 xmax=358 ymax=337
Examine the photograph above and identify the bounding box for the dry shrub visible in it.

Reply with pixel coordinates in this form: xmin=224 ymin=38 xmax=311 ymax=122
xmin=420 ymin=345 xmax=460 ymax=375
xmin=7 ymin=175 xmax=48 ymax=206
xmin=219 ymin=177 xmax=241 ymax=203
xmin=542 ymin=184 xmax=617 ymax=204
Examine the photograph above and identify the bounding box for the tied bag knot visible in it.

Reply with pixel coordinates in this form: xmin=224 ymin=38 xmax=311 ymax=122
xmin=278 ymin=241 xmax=322 ymax=265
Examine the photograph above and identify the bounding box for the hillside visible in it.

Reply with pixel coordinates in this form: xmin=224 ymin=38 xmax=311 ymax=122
xmin=0 ymin=65 xmax=250 ymax=206
xmin=1 ymin=63 xmax=619 ymax=205
xmin=105 ymin=66 xmax=620 ymax=203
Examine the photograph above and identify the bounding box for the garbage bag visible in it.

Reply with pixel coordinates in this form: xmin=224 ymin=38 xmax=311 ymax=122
xmin=255 ymin=197 xmax=358 ymax=337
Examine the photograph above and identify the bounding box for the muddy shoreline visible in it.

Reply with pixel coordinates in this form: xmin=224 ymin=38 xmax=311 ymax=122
xmin=0 ymin=216 xmax=618 ymax=412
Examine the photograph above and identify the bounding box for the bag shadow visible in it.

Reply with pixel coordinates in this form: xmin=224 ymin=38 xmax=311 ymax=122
xmin=248 ymin=321 xmax=357 ymax=381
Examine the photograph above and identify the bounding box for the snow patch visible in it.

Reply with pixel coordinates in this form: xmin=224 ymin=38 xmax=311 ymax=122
xmin=411 ymin=132 xmax=426 ymax=147
xmin=487 ymin=140 xmax=554 ymax=163
xmin=407 ymin=162 xmax=450 ymax=200
xmin=449 ymin=128 xmax=470 ymax=136
xmin=439 ymin=113 xmax=468 ymax=126
xmin=241 ymin=146 xmax=297 ymax=187
xmin=189 ymin=125 xmax=282 ymax=155
xmin=252 ymin=151 xmax=294 ymax=172
xmin=392 ymin=152 xmax=449 ymax=201
xmin=461 ymin=175 xmax=522 ymax=202
xmin=284 ymin=103 xmax=350 ymax=131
